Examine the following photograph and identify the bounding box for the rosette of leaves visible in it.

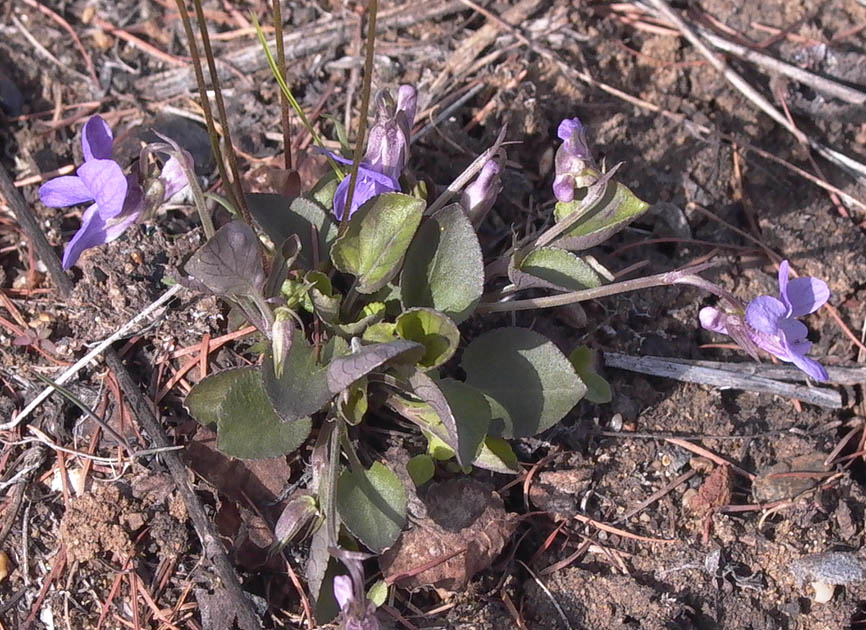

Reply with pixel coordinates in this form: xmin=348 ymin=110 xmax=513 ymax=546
xmin=180 ymin=144 xmax=642 ymax=611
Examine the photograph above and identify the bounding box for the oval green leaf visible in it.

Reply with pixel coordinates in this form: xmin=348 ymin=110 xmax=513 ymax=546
xmin=461 ymin=327 xmax=585 ymax=438
xmin=336 ymin=461 xmax=408 ymax=553
xmin=331 ymin=192 xmax=425 ymax=294
xmin=510 ymin=247 xmax=603 ymax=292
xmin=401 ymin=203 xmax=484 ymax=323
xmin=185 ymin=367 xmax=311 ymax=459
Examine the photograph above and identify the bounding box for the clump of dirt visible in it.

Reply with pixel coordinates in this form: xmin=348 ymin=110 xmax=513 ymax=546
xmin=60 ymin=484 xmax=135 ymax=565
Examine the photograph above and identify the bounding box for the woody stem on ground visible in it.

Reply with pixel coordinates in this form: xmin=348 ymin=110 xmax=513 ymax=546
xmin=7 ymin=164 xmax=262 ymax=627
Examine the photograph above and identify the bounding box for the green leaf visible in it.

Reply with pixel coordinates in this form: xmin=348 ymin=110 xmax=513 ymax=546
xmin=401 ymin=203 xmax=484 ymax=324
xmin=510 ymin=247 xmax=603 ymax=292
xmin=367 ymin=580 xmax=388 ymax=607
xmin=395 ymin=308 xmax=460 ymax=370
xmin=336 ymin=461 xmax=408 ymax=553
xmin=553 ymin=176 xmax=650 ymax=251
xmin=568 ymin=346 xmax=612 ymax=404
xmin=407 ymin=454 xmax=435 ymax=486
xmin=307 ymin=271 xmax=342 ymax=324
xmin=473 ymin=436 xmax=520 ymax=474
xmin=425 ymin=431 xmax=455 ymax=460
xmin=438 ymin=378 xmax=490 ymax=466
xmin=338 ymin=379 xmax=368 ymax=425
xmin=332 ymin=302 xmax=386 ymax=337
xmin=262 ymin=336 xmax=332 ymax=422
xmin=362 ymin=322 xmax=398 ymax=344
xmin=326 ymin=340 xmax=423 ymax=393
xmin=331 ymin=192 xmax=425 ymax=294
xmin=461 ymin=327 xmax=585 ymax=438
xmin=186 ymin=367 xmax=311 ymax=459
xmin=247 ymin=193 xmax=338 ymax=268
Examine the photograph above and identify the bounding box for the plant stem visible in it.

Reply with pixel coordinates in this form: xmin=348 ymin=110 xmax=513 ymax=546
xmin=174 ymin=0 xmax=240 ymax=221
xmin=190 ymin=0 xmax=251 ymax=225
xmin=476 ymin=262 xmax=722 ymax=314
xmin=272 ymin=0 xmax=292 ymax=171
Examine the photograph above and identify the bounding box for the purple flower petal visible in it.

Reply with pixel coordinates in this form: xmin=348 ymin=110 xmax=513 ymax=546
xmin=784 ymin=277 xmax=830 ymax=317
xmin=557 ymin=118 xmax=583 ymax=142
xmin=745 ymin=296 xmax=786 ymax=335
xmin=77 ymin=159 xmax=128 ymax=219
xmin=333 ymin=167 xmax=399 ymax=220
xmin=333 ymin=575 xmax=353 ymax=611
xmin=38 ymin=175 xmax=92 ymax=208
xmin=62 ymin=203 xmax=104 ymax=269
xmin=778 ymin=317 xmax=808 ymax=345
xmin=699 ymin=306 xmax=728 ymax=334
xmin=397 ymin=84 xmax=417 ymax=127
xmin=81 ymin=115 xmax=114 ymax=161
xmin=789 ymin=352 xmax=828 ymax=381
xmin=553 ymin=174 xmax=574 ymax=203
xmin=159 ymin=152 xmax=192 ymax=200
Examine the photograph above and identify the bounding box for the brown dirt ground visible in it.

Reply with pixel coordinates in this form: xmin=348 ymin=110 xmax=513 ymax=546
xmin=3 ymin=0 xmax=866 ymax=628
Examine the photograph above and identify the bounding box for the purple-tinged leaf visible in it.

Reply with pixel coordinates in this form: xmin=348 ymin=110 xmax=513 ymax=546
xmin=183 ymin=220 xmax=266 ymax=298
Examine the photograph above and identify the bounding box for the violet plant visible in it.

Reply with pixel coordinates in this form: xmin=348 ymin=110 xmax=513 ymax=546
xmin=42 ymin=5 xmax=831 ymax=624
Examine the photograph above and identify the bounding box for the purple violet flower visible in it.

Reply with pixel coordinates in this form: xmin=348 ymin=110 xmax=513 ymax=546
xmin=332 ymin=553 xmax=380 ymax=630
xmin=330 ymin=85 xmax=417 ymax=220
xmin=39 ymin=115 xmax=191 ymax=269
xmin=700 ymin=261 xmax=830 ymax=381
xmin=553 ymin=117 xmax=596 ymax=203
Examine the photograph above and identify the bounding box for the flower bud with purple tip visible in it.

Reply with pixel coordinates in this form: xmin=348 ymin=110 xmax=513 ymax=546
xmin=461 ymin=158 xmax=502 ymax=227
xmin=553 ymin=117 xmax=598 ymax=203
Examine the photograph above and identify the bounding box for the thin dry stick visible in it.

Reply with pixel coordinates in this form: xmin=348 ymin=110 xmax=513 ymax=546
xmin=698 ymin=28 xmax=866 ymax=105
xmin=517 ymin=560 xmax=574 ymax=630
xmin=603 ymin=352 xmax=842 ymax=409
xmin=663 ymin=437 xmax=755 ymax=481
xmin=572 ymin=513 xmax=674 ymax=544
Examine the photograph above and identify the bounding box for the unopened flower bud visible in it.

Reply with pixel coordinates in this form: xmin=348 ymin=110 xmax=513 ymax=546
xmin=461 ymin=159 xmax=502 ymax=226
xmin=271 ymin=309 xmax=295 ymax=379
xmin=273 ymin=490 xmax=320 ymax=546
xmin=553 ymin=117 xmax=598 ymax=202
